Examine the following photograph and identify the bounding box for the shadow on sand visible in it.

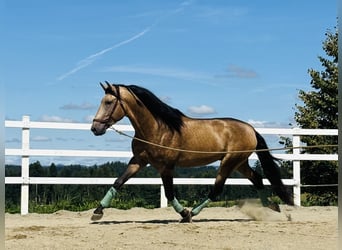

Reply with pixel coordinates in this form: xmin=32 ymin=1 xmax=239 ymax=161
xmin=90 ymin=218 xmax=253 ymax=225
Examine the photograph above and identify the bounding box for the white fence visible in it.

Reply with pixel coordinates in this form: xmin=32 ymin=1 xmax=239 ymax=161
xmin=5 ymin=116 xmax=338 ymax=215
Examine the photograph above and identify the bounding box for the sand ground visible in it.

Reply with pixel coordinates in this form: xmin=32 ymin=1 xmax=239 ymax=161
xmin=5 ymin=204 xmax=338 ymax=250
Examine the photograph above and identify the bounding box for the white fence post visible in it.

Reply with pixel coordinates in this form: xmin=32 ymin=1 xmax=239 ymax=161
xmin=292 ymin=129 xmax=301 ymax=206
xmin=160 ymin=185 xmax=168 ymax=208
xmin=21 ymin=115 xmax=30 ymax=215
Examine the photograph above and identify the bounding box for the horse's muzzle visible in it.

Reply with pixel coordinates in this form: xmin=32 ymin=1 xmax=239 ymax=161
xmin=91 ymin=123 xmax=107 ymax=136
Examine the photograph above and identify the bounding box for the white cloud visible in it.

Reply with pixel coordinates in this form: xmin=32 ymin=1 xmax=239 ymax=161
xmin=39 ymin=115 xmax=75 ymax=123
xmin=247 ymin=119 xmax=291 ymax=128
xmin=60 ymin=102 xmax=96 ymax=110
xmin=247 ymin=119 xmax=268 ymax=127
xmin=187 ymin=105 xmax=216 ymax=116
xmin=32 ymin=136 xmax=52 ymax=142
xmin=215 ymin=64 xmax=258 ymax=79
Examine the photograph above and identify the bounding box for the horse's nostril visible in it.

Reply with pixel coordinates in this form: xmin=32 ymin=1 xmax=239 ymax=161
xmin=91 ymin=125 xmax=106 ymax=136
xmin=91 ymin=126 xmax=97 ymax=134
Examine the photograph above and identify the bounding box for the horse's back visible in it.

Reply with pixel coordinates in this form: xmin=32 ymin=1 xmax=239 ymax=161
xmin=166 ymin=117 xmax=257 ymax=167
xmin=182 ymin=117 xmax=256 ymax=145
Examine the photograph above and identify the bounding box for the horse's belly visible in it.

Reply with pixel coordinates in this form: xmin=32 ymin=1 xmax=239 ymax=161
xmin=177 ymin=153 xmax=223 ymax=167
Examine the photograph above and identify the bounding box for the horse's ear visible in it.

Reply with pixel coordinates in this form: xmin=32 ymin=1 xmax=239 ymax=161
xmin=105 ymin=81 xmax=111 ymax=88
xmin=99 ymin=82 xmax=106 ymax=91
xmin=100 ymin=81 xmax=117 ymax=96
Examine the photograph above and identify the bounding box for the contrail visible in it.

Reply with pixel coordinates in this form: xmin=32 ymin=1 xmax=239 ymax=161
xmin=57 ymin=1 xmax=192 ymax=81
xmin=57 ymin=27 xmax=151 ymax=81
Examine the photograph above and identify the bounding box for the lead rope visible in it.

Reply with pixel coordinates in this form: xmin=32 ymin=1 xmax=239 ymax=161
xmin=109 ymin=126 xmax=338 ymax=154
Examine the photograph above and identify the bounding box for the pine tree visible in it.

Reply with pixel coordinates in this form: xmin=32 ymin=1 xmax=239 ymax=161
xmin=295 ymin=29 xmax=337 ymax=132
xmin=294 ymin=28 xmax=338 ymax=205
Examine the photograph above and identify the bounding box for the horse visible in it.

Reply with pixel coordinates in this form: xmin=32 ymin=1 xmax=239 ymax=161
xmin=90 ymin=81 xmax=294 ymax=222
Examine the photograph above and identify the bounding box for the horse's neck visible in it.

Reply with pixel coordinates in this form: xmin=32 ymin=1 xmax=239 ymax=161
xmin=125 ymin=103 xmax=158 ymax=139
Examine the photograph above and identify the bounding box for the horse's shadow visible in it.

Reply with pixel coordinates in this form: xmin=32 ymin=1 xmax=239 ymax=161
xmin=90 ymin=218 xmax=252 ymax=225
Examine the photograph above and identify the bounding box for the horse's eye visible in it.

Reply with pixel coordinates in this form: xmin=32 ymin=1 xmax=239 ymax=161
xmin=105 ymin=101 xmax=112 ymax=105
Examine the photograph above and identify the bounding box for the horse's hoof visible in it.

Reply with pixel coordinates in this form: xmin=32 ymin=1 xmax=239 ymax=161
xmin=268 ymin=202 xmax=281 ymax=213
xmin=179 ymin=209 xmax=192 ymax=223
xmin=91 ymin=212 xmax=103 ymax=221
xmin=91 ymin=206 xmax=104 ymax=221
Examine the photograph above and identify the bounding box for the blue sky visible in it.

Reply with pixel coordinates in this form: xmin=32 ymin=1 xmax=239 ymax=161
xmin=4 ymin=1 xmax=337 ymax=166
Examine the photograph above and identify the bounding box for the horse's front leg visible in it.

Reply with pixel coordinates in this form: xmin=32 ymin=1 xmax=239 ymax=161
xmin=91 ymin=157 xmax=145 ymax=221
xmin=160 ymin=168 xmax=192 ymax=223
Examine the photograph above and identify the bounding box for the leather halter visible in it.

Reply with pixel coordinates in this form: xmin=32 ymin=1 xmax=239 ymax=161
xmin=92 ymin=85 xmax=126 ymax=125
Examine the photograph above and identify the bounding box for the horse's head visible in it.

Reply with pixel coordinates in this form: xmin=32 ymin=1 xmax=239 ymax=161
xmin=91 ymin=82 xmax=126 ymax=136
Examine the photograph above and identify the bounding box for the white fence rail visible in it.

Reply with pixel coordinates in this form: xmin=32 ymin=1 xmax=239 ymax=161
xmin=5 ymin=116 xmax=338 ymax=215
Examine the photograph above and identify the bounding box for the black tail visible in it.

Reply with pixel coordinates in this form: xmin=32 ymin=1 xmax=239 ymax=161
xmin=255 ymin=131 xmax=294 ymax=205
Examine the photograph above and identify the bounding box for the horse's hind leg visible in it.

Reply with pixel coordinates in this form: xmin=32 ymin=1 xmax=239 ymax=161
xmin=237 ymin=162 xmax=280 ymax=212
xmin=191 ymin=155 xmax=244 ymax=217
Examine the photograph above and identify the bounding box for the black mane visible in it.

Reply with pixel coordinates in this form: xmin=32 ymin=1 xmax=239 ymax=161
xmin=122 ymin=85 xmax=185 ymax=133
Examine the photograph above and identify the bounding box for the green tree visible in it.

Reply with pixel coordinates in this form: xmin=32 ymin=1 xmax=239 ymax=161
xmin=294 ymin=28 xmax=338 ymax=205
xmin=29 ymin=161 xmax=45 ymax=177
xmin=46 ymin=163 xmax=57 ymax=204
xmin=29 ymin=161 xmax=46 ymax=203
xmin=48 ymin=163 xmax=57 ymax=177
xmin=295 ymin=29 xmax=337 ymax=131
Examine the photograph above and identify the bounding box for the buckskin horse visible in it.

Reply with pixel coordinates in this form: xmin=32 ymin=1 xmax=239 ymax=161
xmin=90 ymin=82 xmax=294 ymax=222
